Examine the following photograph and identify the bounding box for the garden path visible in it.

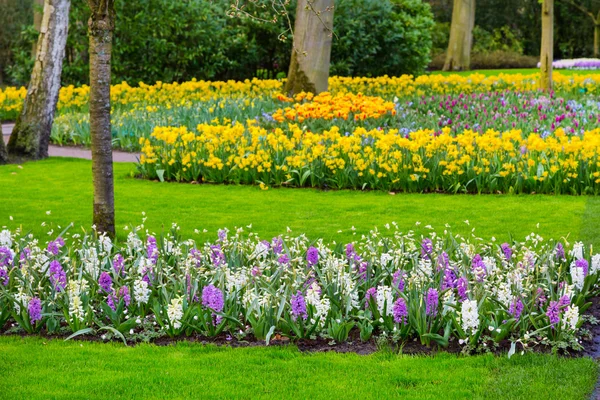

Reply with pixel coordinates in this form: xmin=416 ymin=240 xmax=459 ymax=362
xmin=2 ymin=123 xmax=139 ymax=162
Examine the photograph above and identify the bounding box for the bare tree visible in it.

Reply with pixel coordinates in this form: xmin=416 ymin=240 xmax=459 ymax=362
xmin=88 ymin=0 xmax=115 ymax=236
xmin=443 ymin=0 xmax=475 ymax=71
xmin=540 ymin=0 xmax=553 ymax=91
xmin=33 ymin=0 xmax=45 ymax=57
xmin=284 ymin=0 xmax=334 ymax=94
xmin=8 ymin=0 xmax=70 ymax=160
xmin=564 ymin=0 xmax=600 ymax=57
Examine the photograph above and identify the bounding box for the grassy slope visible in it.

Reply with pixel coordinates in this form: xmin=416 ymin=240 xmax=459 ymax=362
xmin=1 ymin=158 xmax=599 ymax=399
xmin=0 ymin=158 xmax=595 ymax=245
xmin=0 ymin=337 xmax=596 ymax=400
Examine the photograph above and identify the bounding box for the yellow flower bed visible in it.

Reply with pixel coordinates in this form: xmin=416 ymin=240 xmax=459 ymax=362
xmin=138 ymin=120 xmax=600 ymax=194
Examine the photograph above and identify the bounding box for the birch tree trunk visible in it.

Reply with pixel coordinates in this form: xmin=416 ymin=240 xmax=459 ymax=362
xmin=285 ymin=0 xmax=334 ymax=95
xmin=7 ymin=0 xmax=70 ymax=160
xmin=88 ymin=0 xmax=115 ymax=237
xmin=443 ymin=0 xmax=475 ymax=71
xmin=539 ymin=0 xmax=553 ymax=91
xmin=33 ymin=0 xmax=45 ymax=58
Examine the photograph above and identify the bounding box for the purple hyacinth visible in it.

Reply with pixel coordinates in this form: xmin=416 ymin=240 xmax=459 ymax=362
xmin=98 ymin=272 xmax=113 ymax=293
xmin=0 ymin=247 xmax=13 ymax=267
xmin=147 ymin=236 xmax=158 ymax=264
xmin=209 ymin=245 xmax=226 ymax=267
xmin=202 ymin=285 xmax=224 ymax=324
xmin=118 ymin=286 xmax=131 ymax=306
xmin=421 ymin=238 xmax=433 ymax=257
xmin=0 ymin=267 xmax=8 ymax=286
xmin=290 ymin=291 xmax=308 ymax=321
xmin=456 ymin=276 xmax=468 ymax=302
xmin=47 ymin=237 xmax=65 ymax=256
xmin=558 ymin=295 xmax=570 ymax=308
xmin=437 ymin=252 xmax=449 ymax=271
xmin=113 ymin=254 xmax=125 ymax=275
xmin=189 ymin=248 xmax=202 ymax=267
xmin=365 ymin=287 xmax=377 ymax=308
xmin=48 ymin=260 xmax=66 ymax=292
xmin=19 ymin=248 xmax=31 ymax=264
xmin=546 ymin=301 xmax=560 ymax=327
xmin=441 ymin=267 xmax=457 ymax=291
xmin=217 ymin=229 xmax=228 ymax=242
xmin=501 ymin=243 xmax=512 ymax=261
xmin=356 ymin=262 xmax=368 ymax=282
xmin=576 ymin=259 xmax=589 ymax=277
xmin=393 ymin=298 xmax=408 ymax=324
xmin=107 ymin=292 xmax=117 ymax=311
xmin=306 ymin=247 xmax=319 ymax=266
xmin=471 ymin=254 xmax=487 ymax=282
xmin=509 ymin=298 xmax=524 ymax=321
xmin=278 ymin=254 xmax=290 ymax=265
xmin=535 ymin=288 xmax=547 ymax=308
xmin=271 ymin=237 xmax=283 ymax=255
xmin=392 ymin=270 xmax=405 ymax=292
xmin=28 ymin=297 xmax=42 ymax=324
xmin=555 ymin=243 xmax=565 ymax=260
xmin=426 ymin=288 xmax=439 ymax=317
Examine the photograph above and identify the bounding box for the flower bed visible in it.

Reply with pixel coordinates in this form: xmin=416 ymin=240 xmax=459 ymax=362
xmin=0 ymin=224 xmax=597 ymax=352
xmin=138 ymin=122 xmax=600 ymax=194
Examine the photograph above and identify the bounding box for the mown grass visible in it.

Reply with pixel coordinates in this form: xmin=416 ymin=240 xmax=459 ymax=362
xmin=1 ymin=157 xmax=599 ymax=399
xmin=0 ymin=336 xmax=596 ymax=400
xmin=0 ymin=157 xmax=595 ymax=245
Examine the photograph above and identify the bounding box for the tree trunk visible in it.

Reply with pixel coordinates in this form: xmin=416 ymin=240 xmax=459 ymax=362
xmin=595 ymin=24 xmax=599 ymax=58
xmin=539 ymin=0 xmax=553 ymax=91
xmin=284 ymin=0 xmax=334 ymax=95
xmin=33 ymin=0 xmax=45 ymax=58
xmin=0 ymin=120 xmax=7 ymax=165
xmin=88 ymin=0 xmax=115 ymax=237
xmin=7 ymin=0 xmax=70 ymax=160
xmin=443 ymin=0 xmax=475 ymax=71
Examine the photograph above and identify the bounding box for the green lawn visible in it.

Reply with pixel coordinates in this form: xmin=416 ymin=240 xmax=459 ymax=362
xmin=1 ymin=157 xmax=599 ymax=399
xmin=0 ymin=337 xmax=596 ymax=400
xmin=0 ymin=157 xmax=596 ymax=245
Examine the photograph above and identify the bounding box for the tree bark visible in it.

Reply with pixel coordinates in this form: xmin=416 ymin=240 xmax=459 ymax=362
xmin=595 ymin=24 xmax=599 ymax=58
xmin=0 ymin=120 xmax=7 ymax=165
xmin=285 ymin=0 xmax=334 ymax=95
xmin=33 ymin=0 xmax=45 ymax=58
xmin=539 ymin=0 xmax=553 ymax=91
xmin=88 ymin=0 xmax=115 ymax=237
xmin=8 ymin=0 xmax=70 ymax=159
xmin=443 ymin=0 xmax=475 ymax=71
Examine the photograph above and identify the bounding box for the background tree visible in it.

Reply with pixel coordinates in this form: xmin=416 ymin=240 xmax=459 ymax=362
xmin=540 ymin=0 xmax=554 ymax=90
xmin=285 ymin=0 xmax=335 ymax=94
xmin=0 ymin=123 xmax=7 ymax=164
xmin=32 ymin=0 xmax=44 ymax=57
xmin=7 ymin=0 xmax=70 ymax=160
xmin=88 ymin=0 xmax=115 ymax=236
xmin=443 ymin=0 xmax=475 ymax=70
xmin=563 ymin=0 xmax=600 ymax=57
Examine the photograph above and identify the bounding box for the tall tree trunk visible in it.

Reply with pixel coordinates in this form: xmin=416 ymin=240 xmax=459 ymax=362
xmin=595 ymin=24 xmax=599 ymax=58
xmin=88 ymin=0 xmax=115 ymax=237
xmin=285 ymin=0 xmax=334 ymax=95
xmin=443 ymin=0 xmax=475 ymax=71
xmin=33 ymin=0 xmax=45 ymax=58
xmin=8 ymin=0 xmax=70 ymax=160
xmin=0 ymin=120 xmax=7 ymax=165
xmin=539 ymin=0 xmax=553 ymax=91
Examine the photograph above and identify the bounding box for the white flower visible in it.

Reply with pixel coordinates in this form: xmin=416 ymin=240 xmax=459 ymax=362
xmin=0 ymin=229 xmax=12 ymax=247
xmin=591 ymin=254 xmax=600 ymax=275
xmin=461 ymin=299 xmax=479 ymax=335
xmin=127 ymin=232 xmax=143 ymax=250
xmin=134 ymin=279 xmax=150 ymax=304
xmin=376 ymin=285 xmax=394 ymax=316
xmin=99 ymin=234 xmax=113 ymax=253
xmin=306 ymin=282 xmax=330 ymax=326
xmin=69 ymin=295 xmax=85 ymax=322
xmin=562 ymin=305 xmax=579 ymax=331
xmin=571 ymin=242 xmax=584 ymax=260
xmin=167 ymin=297 xmax=184 ymax=329
xmin=570 ymin=263 xmax=585 ymax=290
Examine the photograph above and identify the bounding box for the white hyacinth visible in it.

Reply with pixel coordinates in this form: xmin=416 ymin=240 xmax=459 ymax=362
xmin=0 ymin=229 xmax=12 ymax=247
xmin=376 ymin=285 xmax=394 ymax=316
xmin=461 ymin=299 xmax=479 ymax=335
xmin=571 ymin=242 xmax=584 ymax=260
xmin=306 ymin=282 xmax=330 ymax=326
xmin=562 ymin=305 xmax=579 ymax=331
xmin=167 ymin=297 xmax=184 ymax=329
xmin=591 ymin=254 xmax=600 ymax=275
xmin=134 ymin=279 xmax=150 ymax=304
xmin=69 ymin=295 xmax=85 ymax=322
xmin=570 ymin=263 xmax=585 ymax=290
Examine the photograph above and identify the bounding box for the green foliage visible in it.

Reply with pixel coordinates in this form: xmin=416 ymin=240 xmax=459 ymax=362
xmin=331 ymin=0 xmax=434 ymax=77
